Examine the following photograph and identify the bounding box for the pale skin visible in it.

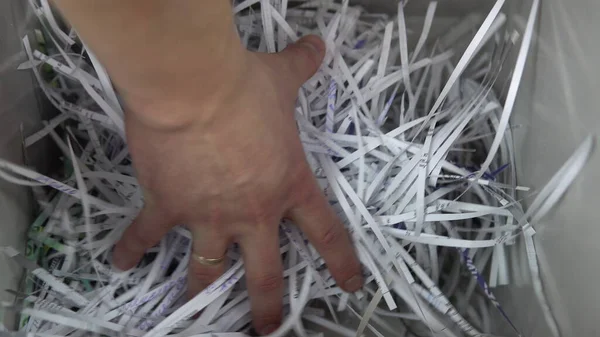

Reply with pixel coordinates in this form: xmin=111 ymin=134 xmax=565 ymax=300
xmin=53 ymin=1 xmax=363 ymax=334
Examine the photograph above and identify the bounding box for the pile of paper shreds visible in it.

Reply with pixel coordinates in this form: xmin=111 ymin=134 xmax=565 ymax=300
xmin=0 ymin=0 xmax=594 ymax=336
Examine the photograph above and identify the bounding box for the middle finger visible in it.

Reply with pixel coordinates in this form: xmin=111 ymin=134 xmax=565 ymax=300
xmin=240 ymin=226 xmax=284 ymax=335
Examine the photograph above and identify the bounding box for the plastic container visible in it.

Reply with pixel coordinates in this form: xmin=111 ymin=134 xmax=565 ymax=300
xmin=1 ymin=0 xmax=598 ymax=336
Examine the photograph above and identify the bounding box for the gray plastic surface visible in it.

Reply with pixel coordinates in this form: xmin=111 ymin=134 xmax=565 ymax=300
xmin=506 ymin=0 xmax=600 ymax=336
xmin=1 ymin=0 xmax=38 ymax=329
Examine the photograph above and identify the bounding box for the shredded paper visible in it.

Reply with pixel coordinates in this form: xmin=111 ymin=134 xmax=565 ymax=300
xmin=0 ymin=0 xmax=594 ymax=336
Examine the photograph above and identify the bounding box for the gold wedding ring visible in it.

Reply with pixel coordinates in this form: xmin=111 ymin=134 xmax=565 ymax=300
xmin=192 ymin=252 xmax=226 ymax=266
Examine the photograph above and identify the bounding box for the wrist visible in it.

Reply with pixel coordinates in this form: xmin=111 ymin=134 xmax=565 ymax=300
xmin=121 ymin=39 xmax=250 ymax=131
xmin=54 ymin=0 xmax=249 ymax=131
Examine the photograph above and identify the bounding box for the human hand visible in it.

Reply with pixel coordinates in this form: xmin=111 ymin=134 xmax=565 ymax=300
xmin=112 ymin=36 xmax=363 ymax=335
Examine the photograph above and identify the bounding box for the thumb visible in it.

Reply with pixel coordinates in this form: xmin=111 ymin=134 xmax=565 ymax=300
xmin=278 ymin=35 xmax=326 ymax=90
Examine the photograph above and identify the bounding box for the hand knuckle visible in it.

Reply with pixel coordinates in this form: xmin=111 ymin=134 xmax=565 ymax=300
xmin=294 ymin=180 xmax=319 ymax=206
xmin=253 ymin=208 xmax=274 ymax=227
xmin=333 ymin=263 xmax=360 ymax=281
xmin=319 ymin=223 xmax=342 ymax=248
xmin=252 ymin=273 xmax=282 ymax=293
xmin=132 ymin=228 xmax=157 ymax=250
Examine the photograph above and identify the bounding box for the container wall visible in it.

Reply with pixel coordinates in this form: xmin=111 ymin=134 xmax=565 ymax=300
xmin=0 ymin=0 xmax=49 ymax=329
xmin=355 ymin=0 xmax=496 ymax=16
xmin=505 ymin=0 xmax=600 ymax=336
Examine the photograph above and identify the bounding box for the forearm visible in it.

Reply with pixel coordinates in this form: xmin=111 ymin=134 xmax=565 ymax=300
xmin=53 ymin=0 xmax=248 ymax=126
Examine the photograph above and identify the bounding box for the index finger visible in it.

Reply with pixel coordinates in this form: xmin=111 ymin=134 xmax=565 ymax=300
xmin=288 ymin=181 xmax=363 ymax=293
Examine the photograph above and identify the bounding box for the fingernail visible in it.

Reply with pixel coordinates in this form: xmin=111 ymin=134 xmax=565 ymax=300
xmin=259 ymin=324 xmax=278 ymax=335
xmin=110 ymin=255 xmax=126 ymax=274
xmin=110 ymin=263 xmax=124 ymax=273
xmin=110 ymin=262 xmax=131 ymax=277
xmin=110 ymin=250 xmax=133 ymax=275
xmin=300 ymin=41 xmax=321 ymax=55
xmin=343 ymin=274 xmax=364 ymax=292
xmin=300 ymin=37 xmax=325 ymax=54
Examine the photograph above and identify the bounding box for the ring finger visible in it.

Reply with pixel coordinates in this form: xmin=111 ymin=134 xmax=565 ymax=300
xmin=188 ymin=227 xmax=230 ymax=297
